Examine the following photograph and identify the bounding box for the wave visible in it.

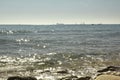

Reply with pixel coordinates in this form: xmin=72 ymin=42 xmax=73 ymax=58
xmin=0 ymin=30 xmax=33 ymax=35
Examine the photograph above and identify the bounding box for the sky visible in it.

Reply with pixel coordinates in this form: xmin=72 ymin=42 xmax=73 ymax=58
xmin=0 ymin=0 xmax=120 ymax=24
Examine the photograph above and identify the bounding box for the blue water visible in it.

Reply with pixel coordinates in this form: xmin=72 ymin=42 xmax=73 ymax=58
xmin=0 ymin=24 xmax=120 ymax=56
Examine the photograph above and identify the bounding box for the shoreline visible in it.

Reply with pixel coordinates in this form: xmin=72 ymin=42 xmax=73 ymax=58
xmin=0 ymin=54 xmax=120 ymax=80
xmin=1 ymin=65 xmax=120 ymax=80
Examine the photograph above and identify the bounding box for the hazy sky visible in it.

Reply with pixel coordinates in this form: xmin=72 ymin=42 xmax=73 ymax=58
xmin=0 ymin=0 xmax=120 ymax=24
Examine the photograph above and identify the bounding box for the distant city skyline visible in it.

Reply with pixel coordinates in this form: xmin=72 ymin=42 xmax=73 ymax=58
xmin=0 ymin=0 xmax=120 ymax=24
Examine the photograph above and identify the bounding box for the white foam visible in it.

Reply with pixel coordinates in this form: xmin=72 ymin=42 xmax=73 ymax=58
xmin=47 ymin=52 xmax=56 ymax=55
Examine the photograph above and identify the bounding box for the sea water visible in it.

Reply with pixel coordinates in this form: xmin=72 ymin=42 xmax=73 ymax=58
xmin=0 ymin=24 xmax=120 ymax=79
xmin=0 ymin=24 xmax=120 ymax=56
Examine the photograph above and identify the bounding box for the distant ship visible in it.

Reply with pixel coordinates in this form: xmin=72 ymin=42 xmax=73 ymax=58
xmin=91 ymin=23 xmax=102 ymax=26
xmin=56 ymin=23 xmax=65 ymax=25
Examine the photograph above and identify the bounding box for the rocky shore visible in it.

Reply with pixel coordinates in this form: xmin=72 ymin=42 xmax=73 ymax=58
xmin=0 ymin=53 xmax=120 ymax=80
xmin=5 ymin=66 xmax=120 ymax=80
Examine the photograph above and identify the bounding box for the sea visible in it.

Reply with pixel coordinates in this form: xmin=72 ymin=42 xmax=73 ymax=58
xmin=0 ymin=24 xmax=120 ymax=79
xmin=0 ymin=24 xmax=120 ymax=56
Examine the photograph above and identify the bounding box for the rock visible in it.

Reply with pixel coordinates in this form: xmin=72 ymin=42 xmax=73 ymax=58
xmin=7 ymin=76 xmax=21 ymax=80
xmin=95 ymin=75 xmax=120 ymax=80
xmin=21 ymin=77 xmax=37 ymax=80
xmin=59 ymin=76 xmax=91 ymax=80
xmin=97 ymin=66 xmax=120 ymax=73
xmin=7 ymin=76 xmax=37 ymax=80
xmin=57 ymin=69 xmax=68 ymax=74
xmin=59 ymin=75 xmax=78 ymax=80
xmin=77 ymin=76 xmax=91 ymax=80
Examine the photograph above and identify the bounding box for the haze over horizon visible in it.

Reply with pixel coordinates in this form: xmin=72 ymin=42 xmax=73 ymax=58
xmin=0 ymin=0 xmax=120 ymax=24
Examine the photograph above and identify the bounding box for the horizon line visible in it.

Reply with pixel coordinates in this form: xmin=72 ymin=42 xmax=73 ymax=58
xmin=0 ymin=23 xmax=120 ymax=25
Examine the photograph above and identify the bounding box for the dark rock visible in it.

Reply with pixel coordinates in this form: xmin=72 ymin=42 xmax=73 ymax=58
xmin=7 ymin=76 xmax=37 ymax=80
xmin=44 ymin=70 xmax=50 ymax=72
xmin=59 ymin=76 xmax=91 ymax=80
xmin=97 ymin=66 xmax=120 ymax=73
xmin=7 ymin=76 xmax=21 ymax=80
xmin=77 ymin=76 xmax=91 ymax=80
xmin=59 ymin=75 xmax=78 ymax=80
xmin=22 ymin=77 xmax=37 ymax=80
xmin=57 ymin=69 xmax=68 ymax=74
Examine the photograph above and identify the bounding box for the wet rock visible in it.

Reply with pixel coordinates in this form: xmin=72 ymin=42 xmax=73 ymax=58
xmin=94 ymin=66 xmax=120 ymax=80
xmin=97 ymin=66 xmax=120 ymax=73
xmin=77 ymin=76 xmax=91 ymax=80
xmin=59 ymin=75 xmax=78 ymax=80
xmin=57 ymin=69 xmax=68 ymax=74
xmin=7 ymin=76 xmax=37 ymax=80
xmin=21 ymin=77 xmax=37 ymax=80
xmin=59 ymin=76 xmax=91 ymax=80
xmin=7 ymin=76 xmax=21 ymax=80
